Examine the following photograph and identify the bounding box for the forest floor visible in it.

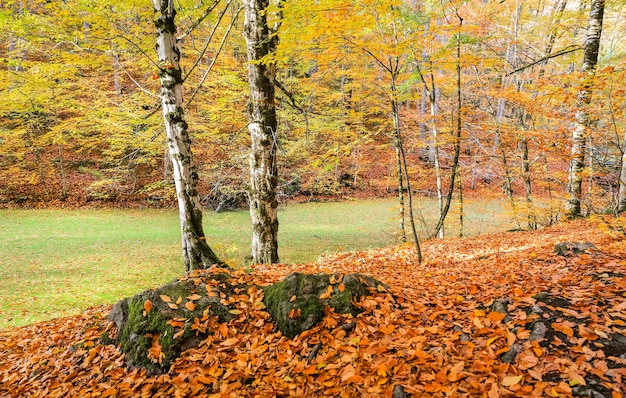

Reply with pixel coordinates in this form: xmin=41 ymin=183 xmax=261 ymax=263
xmin=1 ymin=216 xmax=625 ymax=397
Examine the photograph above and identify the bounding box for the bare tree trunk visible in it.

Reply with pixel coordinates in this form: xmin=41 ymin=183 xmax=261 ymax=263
xmin=430 ymin=87 xmax=444 ymax=238
xmin=392 ymin=79 xmax=421 ymax=262
xmin=243 ymin=0 xmax=280 ymax=264
xmin=520 ymin=137 xmax=537 ymax=229
xmin=502 ymin=147 xmax=521 ymax=230
xmin=457 ymin=165 xmax=464 ymax=237
xmin=395 ymin=140 xmax=407 ymax=243
xmin=566 ymin=0 xmax=605 ymax=219
xmin=430 ymin=14 xmax=463 ymax=239
xmin=152 ymin=0 xmax=222 ymax=271
xmin=618 ymin=137 xmax=626 ymax=212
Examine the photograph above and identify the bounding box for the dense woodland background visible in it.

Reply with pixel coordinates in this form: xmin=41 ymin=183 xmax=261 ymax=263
xmin=1 ymin=0 xmax=624 ymax=226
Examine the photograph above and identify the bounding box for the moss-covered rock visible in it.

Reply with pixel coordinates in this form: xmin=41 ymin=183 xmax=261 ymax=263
xmin=103 ymin=269 xmax=386 ymax=372
xmin=101 ymin=273 xmax=241 ymax=374
xmin=263 ymin=272 xmax=385 ymax=338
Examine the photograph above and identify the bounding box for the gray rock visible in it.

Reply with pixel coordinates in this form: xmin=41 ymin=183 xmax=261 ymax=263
xmin=529 ymin=321 xmax=547 ymax=341
xmin=554 ymin=241 xmax=596 ymax=256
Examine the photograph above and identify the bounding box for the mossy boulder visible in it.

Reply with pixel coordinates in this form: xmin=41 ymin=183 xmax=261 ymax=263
xmin=103 ymin=269 xmax=386 ymax=372
xmin=263 ymin=272 xmax=386 ymax=338
xmin=101 ymin=273 xmax=241 ymax=374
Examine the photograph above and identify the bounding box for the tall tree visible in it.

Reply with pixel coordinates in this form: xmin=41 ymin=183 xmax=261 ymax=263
xmin=566 ymin=0 xmax=605 ymax=218
xmin=619 ymin=129 xmax=626 ymax=213
xmin=243 ymin=0 xmax=280 ymax=264
xmin=152 ymin=0 xmax=222 ymax=271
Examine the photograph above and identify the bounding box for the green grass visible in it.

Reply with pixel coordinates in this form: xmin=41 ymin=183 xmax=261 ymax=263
xmin=0 ymin=197 xmax=514 ymax=329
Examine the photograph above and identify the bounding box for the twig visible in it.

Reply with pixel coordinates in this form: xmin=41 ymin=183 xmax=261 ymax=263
xmin=177 ymin=0 xmax=222 ymax=41
xmin=506 ymin=45 xmax=582 ymax=76
xmin=183 ymin=0 xmax=233 ymax=84
xmin=307 ymin=342 xmax=323 ymax=363
xmin=185 ymin=5 xmax=242 ymax=108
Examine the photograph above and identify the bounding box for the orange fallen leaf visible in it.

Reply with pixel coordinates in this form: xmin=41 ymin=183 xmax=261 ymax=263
xmin=219 ymin=323 xmax=229 ymax=337
xmin=288 ymin=308 xmax=301 ymax=319
xmin=319 ymin=285 xmax=333 ymax=299
xmin=502 ymin=375 xmax=523 ymax=387
xmin=143 ymin=299 xmax=153 ymax=315
xmin=185 ymin=301 xmax=195 ymax=311
xmin=221 ymin=337 xmax=239 ymax=347
xmin=196 ymin=375 xmax=212 ymax=384
xmin=487 ymin=312 xmax=507 ymax=322
xmin=553 ymin=322 xmax=574 ymax=337
xmin=159 ymin=294 xmax=171 ymax=303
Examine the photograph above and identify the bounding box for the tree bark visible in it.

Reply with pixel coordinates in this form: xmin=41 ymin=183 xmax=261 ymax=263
xmin=152 ymin=0 xmax=222 ymax=271
xmin=430 ymin=87 xmax=444 ymax=238
xmin=243 ymin=0 xmax=280 ymax=264
xmin=430 ymin=15 xmax=463 ymax=239
xmin=391 ymin=76 xmax=421 ymax=262
xmin=520 ymin=136 xmax=537 ymax=229
xmin=566 ymin=0 xmax=605 ymax=219
xmin=395 ymin=144 xmax=406 ymax=243
xmin=618 ymin=140 xmax=626 ymax=213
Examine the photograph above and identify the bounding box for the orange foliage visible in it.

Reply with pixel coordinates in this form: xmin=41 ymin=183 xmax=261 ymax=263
xmin=0 ymin=218 xmax=625 ymax=396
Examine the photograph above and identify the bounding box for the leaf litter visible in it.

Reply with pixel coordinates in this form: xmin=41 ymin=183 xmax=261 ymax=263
xmin=0 ymin=217 xmax=625 ymax=397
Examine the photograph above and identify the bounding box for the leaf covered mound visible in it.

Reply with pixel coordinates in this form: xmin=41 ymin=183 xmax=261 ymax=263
xmin=1 ymin=218 xmax=626 ymax=397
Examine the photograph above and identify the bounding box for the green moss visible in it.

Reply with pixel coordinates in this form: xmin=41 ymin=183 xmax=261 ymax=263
xmin=119 ymin=295 xmax=177 ymax=374
xmin=102 ymin=275 xmax=244 ymax=373
xmin=263 ymin=272 xmax=385 ymax=338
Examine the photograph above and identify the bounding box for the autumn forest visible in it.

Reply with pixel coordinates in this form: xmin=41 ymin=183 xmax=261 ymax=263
xmin=2 ymin=0 xmax=625 ymax=217
xmin=1 ymin=0 xmax=626 ymax=396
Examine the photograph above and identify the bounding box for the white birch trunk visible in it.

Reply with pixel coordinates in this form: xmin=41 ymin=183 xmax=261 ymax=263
xmin=566 ymin=0 xmax=605 ymax=218
xmin=152 ymin=0 xmax=222 ymax=271
xmin=243 ymin=0 xmax=279 ymax=264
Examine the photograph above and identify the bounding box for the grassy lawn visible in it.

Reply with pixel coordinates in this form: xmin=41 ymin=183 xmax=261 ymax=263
xmin=0 ymin=197 xmax=513 ymax=329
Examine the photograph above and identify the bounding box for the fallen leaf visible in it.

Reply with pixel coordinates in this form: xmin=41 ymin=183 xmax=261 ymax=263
xmin=143 ymin=300 xmax=153 ymax=315
xmin=502 ymin=375 xmax=523 ymax=387
xmin=159 ymin=294 xmax=171 ymax=303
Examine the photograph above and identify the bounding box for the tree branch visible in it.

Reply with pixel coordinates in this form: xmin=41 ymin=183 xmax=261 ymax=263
xmin=185 ymin=5 xmax=242 ymax=108
xmin=183 ymin=0 xmax=234 ymax=84
xmin=506 ymin=45 xmax=582 ymax=76
xmin=176 ymin=0 xmax=222 ymax=41
xmin=113 ymin=54 xmax=160 ymax=99
xmin=341 ymin=35 xmax=393 ymax=74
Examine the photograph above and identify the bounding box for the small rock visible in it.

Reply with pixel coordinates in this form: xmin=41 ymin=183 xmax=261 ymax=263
xmin=531 ymin=304 xmax=543 ymax=314
xmin=554 ymin=241 xmax=597 ymax=256
xmin=529 ymin=321 xmax=547 ymax=341
xmin=392 ymin=385 xmax=408 ymax=398
xmin=501 ymin=343 xmax=523 ymax=363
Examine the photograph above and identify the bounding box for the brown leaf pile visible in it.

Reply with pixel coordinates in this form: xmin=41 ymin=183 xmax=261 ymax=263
xmin=1 ymin=218 xmax=625 ymax=397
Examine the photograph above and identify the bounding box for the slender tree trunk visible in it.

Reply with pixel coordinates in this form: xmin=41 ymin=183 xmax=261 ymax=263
xmin=243 ymin=0 xmax=280 ymax=264
xmin=391 ymin=79 xmax=421 ymax=262
xmin=502 ymin=147 xmax=521 ymax=230
xmin=566 ymin=0 xmax=605 ymax=218
xmin=618 ymin=136 xmax=626 ymax=212
xmin=520 ymin=137 xmax=536 ymax=229
xmin=112 ymin=51 xmax=121 ymax=96
xmin=430 ymin=88 xmax=444 ymax=238
xmin=395 ymin=140 xmax=407 ymax=243
xmin=430 ymin=15 xmax=463 ymax=239
xmin=457 ymin=165 xmax=464 ymax=237
xmin=152 ymin=0 xmax=222 ymax=271
xmin=57 ymin=144 xmax=67 ymax=200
